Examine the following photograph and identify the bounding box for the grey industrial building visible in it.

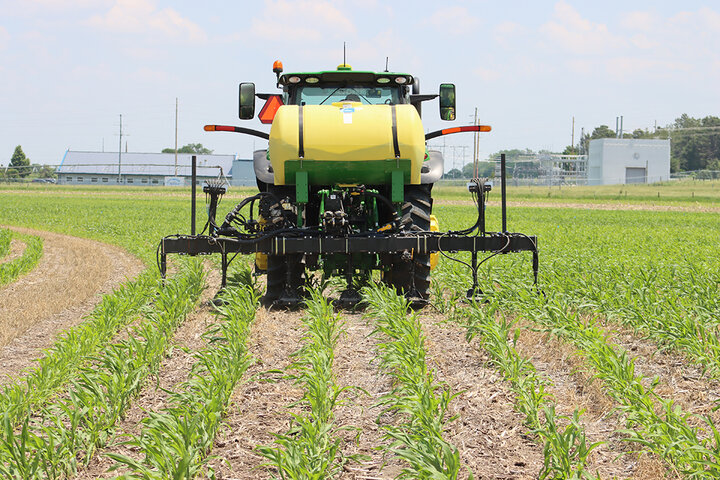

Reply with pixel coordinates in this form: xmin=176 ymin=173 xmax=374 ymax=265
xmin=55 ymin=151 xmax=255 ymax=187
xmin=587 ymin=138 xmax=671 ymax=185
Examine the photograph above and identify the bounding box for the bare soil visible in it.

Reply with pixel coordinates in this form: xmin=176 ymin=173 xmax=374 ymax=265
xmin=334 ymin=312 xmax=406 ymax=479
xmin=419 ymin=312 xmax=545 ymax=479
xmin=0 ymin=226 xmax=144 ymax=382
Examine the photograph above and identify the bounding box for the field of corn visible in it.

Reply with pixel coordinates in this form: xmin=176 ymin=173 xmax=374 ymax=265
xmin=0 ymin=181 xmax=718 ymax=479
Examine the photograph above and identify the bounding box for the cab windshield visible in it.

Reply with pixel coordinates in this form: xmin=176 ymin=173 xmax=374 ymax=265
xmin=294 ymin=86 xmax=403 ymax=106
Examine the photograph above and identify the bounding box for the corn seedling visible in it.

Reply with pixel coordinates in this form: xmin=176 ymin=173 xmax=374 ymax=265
xmin=0 ymin=231 xmax=42 ymax=286
xmin=363 ymin=284 xmax=465 ymax=480
xmin=257 ymin=288 xmax=351 ymax=479
xmin=107 ymin=279 xmax=259 ymax=479
xmin=0 ymin=260 xmax=204 ymax=479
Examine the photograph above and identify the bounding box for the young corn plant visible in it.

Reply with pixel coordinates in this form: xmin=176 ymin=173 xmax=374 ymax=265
xmin=454 ymin=299 xmax=600 ymax=480
xmin=0 ymin=232 xmax=43 ymax=286
xmin=0 ymin=259 xmax=205 ymax=480
xmin=257 ymin=288 xmax=351 ymax=479
xmin=507 ymin=287 xmax=720 ymax=478
xmin=0 ymin=271 xmax=156 ymax=425
xmin=106 ymin=280 xmax=259 ymax=479
xmin=363 ymin=284 xmax=465 ymax=480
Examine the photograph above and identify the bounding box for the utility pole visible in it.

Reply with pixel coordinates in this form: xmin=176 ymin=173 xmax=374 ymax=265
xmin=571 ymin=116 xmax=575 ymax=149
xmin=175 ymin=98 xmax=179 ymax=176
xmin=118 ymin=114 xmax=122 ymax=184
xmin=473 ymin=107 xmax=480 ymax=178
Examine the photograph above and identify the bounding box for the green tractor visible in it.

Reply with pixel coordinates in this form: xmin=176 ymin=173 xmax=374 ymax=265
xmin=160 ymin=61 xmax=537 ymax=308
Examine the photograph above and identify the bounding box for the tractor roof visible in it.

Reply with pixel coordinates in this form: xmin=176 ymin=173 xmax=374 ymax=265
xmin=278 ymin=65 xmax=413 ymax=86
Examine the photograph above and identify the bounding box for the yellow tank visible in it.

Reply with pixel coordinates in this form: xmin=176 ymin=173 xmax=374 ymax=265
xmin=430 ymin=214 xmax=439 ymax=270
xmin=268 ymin=103 xmax=425 ymax=185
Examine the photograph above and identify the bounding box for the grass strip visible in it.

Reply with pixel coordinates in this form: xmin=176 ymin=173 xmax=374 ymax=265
xmin=0 ymin=271 xmax=156 ymax=425
xmin=0 ymin=228 xmax=10 ymax=259
xmin=0 ymin=259 xmax=204 ymax=480
xmin=106 ymin=278 xmax=259 ymax=479
xmin=363 ymin=284 xmax=465 ymax=480
xmin=0 ymin=231 xmax=42 ymax=286
xmin=257 ymin=288 xmax=352 ymax=479
xmin=508 ymin=288 xmax=720 ymax=478
xmin=453 ymin=299 xmax=600 ymax=480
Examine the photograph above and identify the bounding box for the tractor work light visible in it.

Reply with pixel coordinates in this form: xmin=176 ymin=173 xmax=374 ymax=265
xmin=288 ymin=76 xmax=301 ymax=83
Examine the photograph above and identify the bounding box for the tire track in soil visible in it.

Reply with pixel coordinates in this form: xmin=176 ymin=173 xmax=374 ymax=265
xmin=419 ymin=312 xmax=544 ymax=479
xmin=0 ymin=227 xmax=144 ymax=382
xmin=334 ymin=312 xmax=406 ymax=480
xmin=205 ymin=308 xmax=305 ymax=480
xmin=512 ymin=325 xmax=648 ymax=479
xmin=74 ymin=267 xmax=222 ymax=480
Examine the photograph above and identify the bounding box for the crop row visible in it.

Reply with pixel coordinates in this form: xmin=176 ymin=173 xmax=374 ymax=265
xmin=456 ymin=300 xmax=599 ymax=479
xmin=0 ymin=230 xmax=43 ymax=287
xmin=0 ymin=272 xmax=156 ymax=425
xmin=0 ymin=260 xmax=204 ymax=479
xmin=499 ymin=288 xmax=720 ymax=478
xmin=108 ymin=281 xmax=259 ymax=479
xmin=257 ymin=288 xmax=349 ymax=478
xmin=363 ymin=284 xmax=467 ymax=479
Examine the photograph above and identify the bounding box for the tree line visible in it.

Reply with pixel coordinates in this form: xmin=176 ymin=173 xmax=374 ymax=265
xmin=446 ymin=113 xmax=720 ymax=179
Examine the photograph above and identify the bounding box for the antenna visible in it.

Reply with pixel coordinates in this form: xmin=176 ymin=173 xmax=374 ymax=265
xmin=385 ymin=57 xmax=389 ymax=72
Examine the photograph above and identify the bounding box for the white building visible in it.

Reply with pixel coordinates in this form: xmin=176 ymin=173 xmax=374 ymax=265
xmin=588 ymin=138 xmax=670 ymax=185
xmin=56 ymin=151 xmax=236 ymax=186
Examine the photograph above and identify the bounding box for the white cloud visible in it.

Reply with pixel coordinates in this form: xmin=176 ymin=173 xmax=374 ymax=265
xmin=87 ymin=0 xmax=206 ymax=43
xmin=630 ymin=34 xmax=657 ymax=49
xmin=250 ymin=0 xmax=356 ymax=42
xmin=619 ymin=11 xmax=658 ymax=32
xmin=540 ymin=2 xmax=626 ymax=55
xmin=424 ymin=6 xmax=481 ymax=36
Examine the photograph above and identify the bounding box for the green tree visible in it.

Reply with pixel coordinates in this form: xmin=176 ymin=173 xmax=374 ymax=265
xmin=10 ymin=145 xmax=30 ymax=178
xmin=670 ymin=114 xmax=720 ymax=172
xmin=445 ymin=168 xmax=462 ymax=179
xmin=162 ymin=143 xmax=213 ymax=154
xmin=462 ymin=161 xmax=495 ymax=178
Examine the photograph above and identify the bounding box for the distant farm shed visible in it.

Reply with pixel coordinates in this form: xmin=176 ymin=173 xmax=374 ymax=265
xmin=587 ymin=138 xmax=670 ymax=185
xmin=55 ymin=151 xmax=256 ymax=186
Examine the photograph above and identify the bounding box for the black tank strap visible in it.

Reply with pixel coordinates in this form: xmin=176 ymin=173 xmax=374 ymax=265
xmin=391 ymin=105 xmax=400 ymax=158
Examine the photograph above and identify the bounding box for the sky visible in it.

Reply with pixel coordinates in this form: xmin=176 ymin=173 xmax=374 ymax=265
xmin=1 ymin=0 xmax=719 ymax=170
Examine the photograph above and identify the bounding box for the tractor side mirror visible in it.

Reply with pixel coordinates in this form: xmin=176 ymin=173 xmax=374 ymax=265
xmin=439 ymin=83 xmax=456 ymax=121
xmin=239 ymin=82 xmax=256 ymax=119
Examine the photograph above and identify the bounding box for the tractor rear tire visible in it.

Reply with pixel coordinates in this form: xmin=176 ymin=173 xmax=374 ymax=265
xmin=387 ymin=184 xmax=433 ymax=305
xmin=259 ymin=184 xmax=306 ymax=308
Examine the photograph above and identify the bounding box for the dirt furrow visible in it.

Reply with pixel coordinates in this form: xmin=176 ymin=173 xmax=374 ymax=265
xmin=333 ymin=312 xmax=405 ymax=479
xmin=205 ymin=308 xmax=305 ymax=479
xmin=74 ymin=268 xmax=221 ymax=479
xmin=0 ymin=227 xmax=144 ymax=382
xmin=419 ymin=312 xmax=544 ymax=479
